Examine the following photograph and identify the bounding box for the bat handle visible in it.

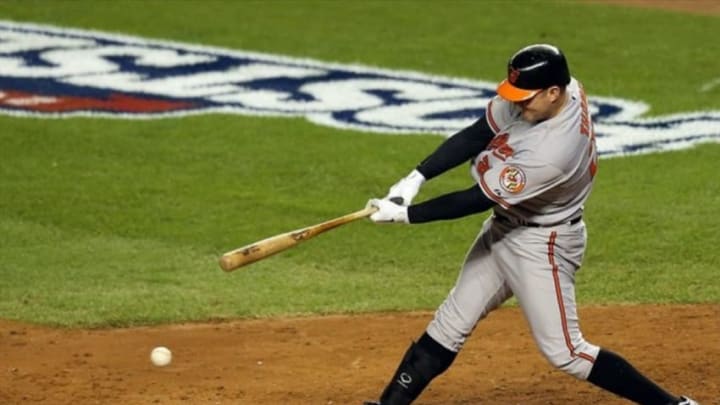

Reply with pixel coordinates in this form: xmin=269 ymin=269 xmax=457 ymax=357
xmin=348 ymin=205 xmax=378 ymax=219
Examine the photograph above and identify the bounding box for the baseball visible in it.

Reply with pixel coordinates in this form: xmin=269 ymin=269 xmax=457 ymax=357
xmin=150 ymin=346 xmax=172 ymax=367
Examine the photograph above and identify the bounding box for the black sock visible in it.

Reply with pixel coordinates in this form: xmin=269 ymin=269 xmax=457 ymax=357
xmin=587 ymin=349 xmax=680 ymax=405
xmin=378 ymin=332 xmax=457 ymax=405
xmin=417 ymin=332 xmax=456 ymax=366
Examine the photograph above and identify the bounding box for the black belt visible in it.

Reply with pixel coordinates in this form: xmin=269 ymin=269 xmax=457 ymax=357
xmin=494 ymin=213 xmax=582 ymax=228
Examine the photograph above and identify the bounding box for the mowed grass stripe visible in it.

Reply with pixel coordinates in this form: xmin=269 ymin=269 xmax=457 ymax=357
xmin=0 ymin=217 xmax=217 ymax=327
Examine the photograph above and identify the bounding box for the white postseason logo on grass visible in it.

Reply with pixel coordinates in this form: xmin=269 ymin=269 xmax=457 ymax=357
xmin=0 ymin=21 xmax=718 ymax=157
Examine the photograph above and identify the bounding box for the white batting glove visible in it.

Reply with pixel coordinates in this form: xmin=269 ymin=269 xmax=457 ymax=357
xmin=384 ymin=169 xmax=426 ymax=206
xmin=366 ymin=198 xmax=409 ymax=224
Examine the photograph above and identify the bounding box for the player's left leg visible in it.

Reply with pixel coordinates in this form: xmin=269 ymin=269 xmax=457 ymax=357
xmin=502 ymin=224 xmax=691 ymax=404
xmin=365 ymin=219 xmax=512 ymax=405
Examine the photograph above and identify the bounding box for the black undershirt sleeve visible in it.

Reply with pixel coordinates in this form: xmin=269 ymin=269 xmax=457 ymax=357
xmin=416 ymin=116 xmax=495 ymax=180
xmin=407 ymin=184 xmax=495 ymax=223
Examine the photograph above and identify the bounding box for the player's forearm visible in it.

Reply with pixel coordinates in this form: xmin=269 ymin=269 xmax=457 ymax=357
xmin=416 ymin=117 xmax=494 ymax=180
xmin=408 ymin=184 xmax=494 ymax=223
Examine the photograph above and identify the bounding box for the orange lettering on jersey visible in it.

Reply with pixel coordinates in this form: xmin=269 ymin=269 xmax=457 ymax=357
xmin=578 ymin=84 xmax=593 ymax=139
xmin=487 ymin=133 xmax=509 ymax=149
xmin=494 ymin=144 xmax=514 ymax=161
xmin=487 ymin=133 xmax=514 ymax=161
xmin=590 ymin=143 xmax=598 ymax=178
xmin=475 ymin=155 xmax=490 ymax=174
xmin=587 ymin=140 xmax=598 ymax=178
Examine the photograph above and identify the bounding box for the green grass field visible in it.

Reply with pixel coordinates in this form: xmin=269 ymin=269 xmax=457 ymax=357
xmin=0 ymin=0 xmax=718 ymax=327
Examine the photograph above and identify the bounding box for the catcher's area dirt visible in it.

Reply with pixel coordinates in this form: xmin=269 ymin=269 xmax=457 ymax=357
xmin=2 ymin=305 xmax=719 ymax=404
xmin=595 ymin=0 xmax=720 ymax=15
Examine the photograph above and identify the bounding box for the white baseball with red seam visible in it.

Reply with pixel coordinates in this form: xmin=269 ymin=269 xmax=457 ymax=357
xmin=150 ymin=346 xmax=172 ymax=367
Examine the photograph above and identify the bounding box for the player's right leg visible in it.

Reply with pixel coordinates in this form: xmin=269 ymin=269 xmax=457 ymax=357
xmin=365 ymin=221 xmax=512 ymax=405
xmin=501 ymin=224 xmax=692 ymax=405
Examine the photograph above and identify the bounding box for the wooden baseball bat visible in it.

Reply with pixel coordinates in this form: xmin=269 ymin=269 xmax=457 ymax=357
xmin=219 ymin=206 xmax=378 ymax=272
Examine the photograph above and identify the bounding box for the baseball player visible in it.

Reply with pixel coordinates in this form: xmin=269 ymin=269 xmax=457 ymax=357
xmin=363 ymin=44 xmax=699 ymax=405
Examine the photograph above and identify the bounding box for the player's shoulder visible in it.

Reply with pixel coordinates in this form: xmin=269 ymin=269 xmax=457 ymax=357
xmin=486 ymin=96 xmax=521 ymax=133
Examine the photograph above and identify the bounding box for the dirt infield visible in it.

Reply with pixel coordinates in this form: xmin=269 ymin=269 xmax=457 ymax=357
xmin=596 ymin=0 xmax=720 ymax=16
xmin=2 ymin=305 xmax=718 ymax=404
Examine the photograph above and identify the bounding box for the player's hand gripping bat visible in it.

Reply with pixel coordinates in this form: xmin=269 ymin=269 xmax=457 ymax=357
xmin=219 ymin=206 xmax=378 ymax=272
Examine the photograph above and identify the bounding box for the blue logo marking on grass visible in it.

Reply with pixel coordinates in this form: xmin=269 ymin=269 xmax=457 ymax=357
xmin=0 ymin=21 xmax=718 ymax=157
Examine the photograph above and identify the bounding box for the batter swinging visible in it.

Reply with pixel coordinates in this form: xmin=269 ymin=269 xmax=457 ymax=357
xmin=364 ymin=44 xmax=699 ymax=405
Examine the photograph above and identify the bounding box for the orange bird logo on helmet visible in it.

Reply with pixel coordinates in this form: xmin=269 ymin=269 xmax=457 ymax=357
xmin=508 ymin=67 xmax=521 ymax=84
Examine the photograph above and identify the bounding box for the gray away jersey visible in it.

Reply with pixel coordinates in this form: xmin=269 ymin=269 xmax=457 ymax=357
xmin=470 ymin=78 xmax=598 ymax=225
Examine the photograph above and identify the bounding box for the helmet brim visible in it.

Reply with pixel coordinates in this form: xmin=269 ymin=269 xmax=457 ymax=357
xmin=496 ymin=79 xmax=541 ymax=102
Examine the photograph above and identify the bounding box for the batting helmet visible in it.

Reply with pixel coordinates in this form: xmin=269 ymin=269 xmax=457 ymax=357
xmin=496 ymin=44 xmax=571 ymax=102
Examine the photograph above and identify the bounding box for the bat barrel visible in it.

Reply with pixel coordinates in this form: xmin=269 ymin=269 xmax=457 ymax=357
xmin=219 ymin=255 xmax=242 ymax=271
xmin=219 ymin=206 xmax=377 ymax=272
